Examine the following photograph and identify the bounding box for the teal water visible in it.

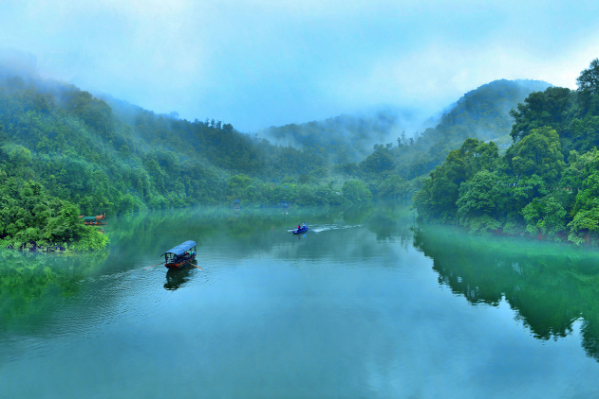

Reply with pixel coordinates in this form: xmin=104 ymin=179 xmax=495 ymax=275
xmin=1 ymin=206 xmax=599 ymax=398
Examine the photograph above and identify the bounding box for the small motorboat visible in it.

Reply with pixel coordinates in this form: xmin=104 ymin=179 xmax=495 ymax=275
xmin=161 ymin=240 xmax=197 ymax=269
xmin=292 ymin=226 xmax=309 ymax=234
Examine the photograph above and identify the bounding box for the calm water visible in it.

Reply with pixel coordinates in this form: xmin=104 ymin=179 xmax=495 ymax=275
xmin=2 ymin=206 xmax=599 ymax=398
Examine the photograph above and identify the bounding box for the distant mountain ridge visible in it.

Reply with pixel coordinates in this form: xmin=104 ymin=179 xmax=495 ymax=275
xmin=258 ymin=79 xmax=552 ymax=181
xmin=436 ymin=79 xmax=552 ymax=140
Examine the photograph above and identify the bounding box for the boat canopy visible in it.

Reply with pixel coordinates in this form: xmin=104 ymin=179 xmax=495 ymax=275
xmin=161 ymin=241 xmax=197 ymax=257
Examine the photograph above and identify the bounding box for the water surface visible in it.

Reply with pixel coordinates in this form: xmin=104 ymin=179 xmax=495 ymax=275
xmin=1 ymin=206 xmax=599 ymax=398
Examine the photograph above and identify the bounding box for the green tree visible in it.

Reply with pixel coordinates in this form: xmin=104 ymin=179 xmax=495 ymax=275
xmin=507 ymin=126 xmax=565 ymax=184
xmin=522 ymin=196 xmax=567 ymax=240
xmin=456 ymin=170 xmax=508 ymax=233
xmin=577 ymin=58 xmax=599 ymax=114
xmin=225 ymin=175 xmax=253 ymax=202
xmin=342 ymin=180 xmax=373 ymax=205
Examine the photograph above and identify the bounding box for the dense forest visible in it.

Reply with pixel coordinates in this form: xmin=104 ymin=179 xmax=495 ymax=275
xmin=414 ymin=59 xmax=599 ymax=245
xmin=0 ymin=55 xmax=553 ymax=249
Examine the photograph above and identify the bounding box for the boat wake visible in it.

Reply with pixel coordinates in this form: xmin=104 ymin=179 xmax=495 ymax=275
xmin=310 ymin=224 xmax=362 ymax=233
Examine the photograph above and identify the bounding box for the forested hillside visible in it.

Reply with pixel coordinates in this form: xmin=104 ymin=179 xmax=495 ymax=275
xmin=414 ymin=59 xmax=599 ymax=245
xmin=386 ymin=79 xmax=551 ymax=179
xmin=325 ymin=79 xmax=551 ymax=201
xmin=259 ymin=112 xmax=405 ymax=164
xmin=0 ymin=59 xmax=555 ymax=249
xmin=0 ymin=71 xmax=336 ymax=215
xmin=259 ymin=79 xmax=550 ymax=181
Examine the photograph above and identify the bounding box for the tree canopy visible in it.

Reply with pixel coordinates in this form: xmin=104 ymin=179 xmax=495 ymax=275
xmin=414 ymin=60 xmax=599 ymax=245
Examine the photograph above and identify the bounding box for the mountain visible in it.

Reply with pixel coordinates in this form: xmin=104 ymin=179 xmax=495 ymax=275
xmin=258 ymin=110 xmax=420 ymax=164
xmin=255 ymin=79 xmax=551 ymax=183
xmin=389 ymin=79 xmax=552 ymax=179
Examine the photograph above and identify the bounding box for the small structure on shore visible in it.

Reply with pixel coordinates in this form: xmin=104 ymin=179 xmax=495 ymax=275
xmin=79 ymin=214 xmax=107 ymax=226
xmin=233 ymin=199 xmax=241 ymax=210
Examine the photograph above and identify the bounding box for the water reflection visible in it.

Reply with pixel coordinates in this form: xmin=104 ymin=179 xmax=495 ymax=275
xmin=4 ymin=205 xmax=599 ymax=397
xmin=0 ymin=205 xmax=412 ymax=333
xmin=0 ymin=248 xmax=109 ymax=332
xmin=164 ymin=267 xmax=193 ymax=291
xmin=413 ymin=225 xmax=599 ymax=362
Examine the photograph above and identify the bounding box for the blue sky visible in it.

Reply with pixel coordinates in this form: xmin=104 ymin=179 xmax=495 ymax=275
xmin=1 ymin=0 xmax=599 ymax=132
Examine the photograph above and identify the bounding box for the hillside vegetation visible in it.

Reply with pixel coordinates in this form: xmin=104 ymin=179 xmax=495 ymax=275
xmin=414 ymin=59 xmax=599 ymax=245
xmin=0 ymin=61 xmax=551 ymax=249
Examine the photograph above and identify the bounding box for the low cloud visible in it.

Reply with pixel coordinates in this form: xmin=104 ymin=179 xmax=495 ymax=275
xmin=1 ymin=0 xmax=598 ymax=131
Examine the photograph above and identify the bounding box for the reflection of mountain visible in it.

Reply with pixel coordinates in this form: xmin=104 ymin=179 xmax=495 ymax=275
xmin=413 ymin=225 xmax=599 ymax=362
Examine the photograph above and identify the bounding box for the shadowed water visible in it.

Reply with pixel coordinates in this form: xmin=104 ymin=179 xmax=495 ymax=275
xmin=1 ymin=206 xmax=599 ymax=398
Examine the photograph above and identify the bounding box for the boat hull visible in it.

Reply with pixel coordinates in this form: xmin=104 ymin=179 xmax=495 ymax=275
xmin=293 ymin=227 xmax=309 ymax=234
xmin=165 ymin=253 xmax=197 ymax=269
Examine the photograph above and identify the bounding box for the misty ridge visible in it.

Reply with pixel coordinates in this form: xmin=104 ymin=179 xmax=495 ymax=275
xmin=257 ymin=78 xmax=550 ymax=182
xmin=258 ymin=77 xmax=550 ymax=166
xmin=257 ymin=109 xmax=432 ymax=164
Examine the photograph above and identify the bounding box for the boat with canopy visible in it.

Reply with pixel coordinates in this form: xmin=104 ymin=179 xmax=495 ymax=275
xmin=161 ymin=241 xmax=197 ymax=269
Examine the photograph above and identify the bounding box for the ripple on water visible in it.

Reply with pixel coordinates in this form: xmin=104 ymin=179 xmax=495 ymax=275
xmin=286 ymin=223 xmax=363 ymax=234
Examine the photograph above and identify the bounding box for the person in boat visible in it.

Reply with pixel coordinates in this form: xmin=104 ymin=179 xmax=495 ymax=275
xmin=298 ymin=224 xmax=301 ymax=231
xmin=303 ymin=223 xmax=306 ymax=229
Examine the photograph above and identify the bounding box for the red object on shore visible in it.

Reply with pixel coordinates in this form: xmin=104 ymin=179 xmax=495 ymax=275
xmin=80 ymin=214 xmax=107 ymax=226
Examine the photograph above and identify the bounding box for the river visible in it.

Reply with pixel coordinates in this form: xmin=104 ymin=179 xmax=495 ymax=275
xmin=1 ymin=205 xmax=599 ymax=398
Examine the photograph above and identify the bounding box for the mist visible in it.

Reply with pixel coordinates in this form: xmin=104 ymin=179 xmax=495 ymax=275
xmin=2 ymin=0 xmax=599 ymax=132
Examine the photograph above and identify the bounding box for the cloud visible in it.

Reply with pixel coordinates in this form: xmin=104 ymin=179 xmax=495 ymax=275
xmin=1 ymin=0 xmax=599 ymax=131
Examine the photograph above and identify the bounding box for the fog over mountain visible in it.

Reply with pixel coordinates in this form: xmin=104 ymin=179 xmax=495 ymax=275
xmin=2 ymin=0 xmax=599 ymax=131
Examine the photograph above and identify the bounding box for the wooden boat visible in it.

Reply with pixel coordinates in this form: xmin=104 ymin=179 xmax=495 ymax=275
xmin=161 ymin=241 xmax=197 ymax=269
xmin=293 ymin=226 xmax=309 ymax=234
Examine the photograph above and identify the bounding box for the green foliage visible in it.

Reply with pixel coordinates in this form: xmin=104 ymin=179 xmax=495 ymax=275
xmin=342 ymin=180 xmax=373 ymax=205
xmin=377 ymin=175 xmax=419 ymax=200
xmin=360 ymin=144 xmax=395 ymax=175
xmin=413 ymin=138 xmax=499 ymax=223
xmin=456 ymin=170 xmax=507 ymax=232
xmin=298 ymin=174 xmax=310 ymax=184
xmin=506 ymin=126 xmax=565 ymax=183
xmin=577 ymin=58 xmax=599 ymax=114
xmin=0 ymin=72 xmax=336 ymax=221
xmin=414 ymin=60 xmax=599 ymax=245
xmin=509 ymin=87 xmax=574 ymax=142
xmin=0 ymin=69 xmax=554 ymax=247
xmin=225 ymin=175 xmax=253 ymax=202
xmin=522 ymin=196 xmax=567 ymax=240
xmin=0 ymin=173 xmax=107 ymax=250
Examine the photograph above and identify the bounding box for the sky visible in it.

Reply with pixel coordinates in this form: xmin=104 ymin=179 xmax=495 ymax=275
xmin=1 ymin=0 xmax=599 ymax=132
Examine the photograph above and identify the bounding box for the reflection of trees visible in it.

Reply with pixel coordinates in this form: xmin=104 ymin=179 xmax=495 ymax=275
xmin=342 ymin=205 xmax=373 ymax=224
xmin=413 ymin=225 xmax=599 ymax=361
xmin=0 ymin=248 xmax=109 ymax=330
xmin=364 ymin=204 xmax=414 ymax=243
